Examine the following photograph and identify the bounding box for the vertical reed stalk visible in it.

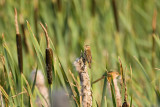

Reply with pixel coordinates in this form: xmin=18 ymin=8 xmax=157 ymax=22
xmin=15 ymin=8 xmax=23 ymax=73
xmin=57 ymin=0 xmax=62 ymax=12
xmin=122 ymin=70 xmax=129 ymax=107
xmin=15 ymin=8 xmax=23 ymax=107
xmin=21 ymin=23 xmax=29 ymax=53
xmin=91 ymin=0 xmax=96 ymax=16
xmin=40 ymin=23 xmax=53 ymax=106
xmin=100 ymin=72 xmax=108 ymax=107
xmin=34 ymin=0 xmax=39 ymax=42
xmin=111 ymin=0 xmax=119 ymax=32
xmin=152 ymin=8 xmax=157 ymax=72
xmin=74 ymin=53 xmax=92 ymax=107
xmin=119 ymin=57 xmax=124 ymax=94
xmin=40 ymin=23 xmax=53 ymax=84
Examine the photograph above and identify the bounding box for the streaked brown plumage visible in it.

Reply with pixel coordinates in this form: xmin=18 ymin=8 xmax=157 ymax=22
xmin=84 ymin=45 xmax=92 ymax=69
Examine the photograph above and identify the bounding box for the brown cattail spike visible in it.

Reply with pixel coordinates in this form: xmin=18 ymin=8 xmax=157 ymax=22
xmin=84 ymin=45 xmax=92 ymax=69
xmin=46 ymin=48 xmax=53 ymax=84
xmin=15 ymin=8 xmax=23 ymax=73
xmin=16 ymin=34 xmax=23 ymax=73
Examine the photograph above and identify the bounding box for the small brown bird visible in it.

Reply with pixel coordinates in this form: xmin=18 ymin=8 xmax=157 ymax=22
xmin=84 ymin=45 xmax=92 ymax=69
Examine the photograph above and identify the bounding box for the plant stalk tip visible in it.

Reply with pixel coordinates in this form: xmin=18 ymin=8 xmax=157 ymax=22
xmin=14 ymin=8 xmax=19 ymax=34
xmin=40 ymin=22 xmax=50 ymax=48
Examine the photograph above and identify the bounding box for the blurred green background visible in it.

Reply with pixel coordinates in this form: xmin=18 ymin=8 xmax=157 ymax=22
xmin=0 ymin=0 xmax=160 ymax=106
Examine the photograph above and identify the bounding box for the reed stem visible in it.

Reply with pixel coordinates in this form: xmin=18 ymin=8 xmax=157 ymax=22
xmin=15 ymin=8 xmax=23 ymax=73
xmin=152 ymin=8 xmax=157 ymax=72
xmin=111 ymin=0 xmax=119 ymax=32
xmin=15 ymin=8 xmax=23 ymax=106
xmin=21 ymin=23 xmax=29 ymax=53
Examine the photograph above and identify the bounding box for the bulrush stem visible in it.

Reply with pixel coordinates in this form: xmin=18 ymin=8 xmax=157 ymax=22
xmin=122 ymin=71 xmax=129 ymax=107
xmin=119 ymin=57 xmax=124 ymax=94
xmin=40 ymin=23 xmax=53 ymax=85
xmin=15 ymin=8 xmax=19 ymax=34
xmin=152 ymin=9 xmax=157 ymax=34
xmin=15 ymin=8 xmax=23 ymax=73
xmin=34 ymin=0 xmax=39 ymax=42
xmin=111 ymin=0 xmax=119 ymax=32
xmin=21 ymin=23 xmax=29 ymax=53
xmin=74 ymin=56 xmax=92 ymax=107
xmin=152 ymin=8 xmax=157 ymax=71
xmin=15 ymin=8 xmax=24 ymax=107
xmin=91 ymin=0 xmax=96 ymax=16
xmin=57 ymin=0 xmax=62 ymax=12
xmin=40 ymin=23 xmax=50 ymax=48
xmin=113 ymin=78 xmax=122 ymax=107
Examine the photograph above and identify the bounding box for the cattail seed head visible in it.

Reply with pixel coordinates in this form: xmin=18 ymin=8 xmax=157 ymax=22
xmin=74 ymin=47 xmax=92 ymax=107
xmin=16 ymin=34 xmax=23 ymax=73
xmin=46 ymin=48 xmax=53 ymax=85
xmin=40 ymin=22 xmax=53 ymax=85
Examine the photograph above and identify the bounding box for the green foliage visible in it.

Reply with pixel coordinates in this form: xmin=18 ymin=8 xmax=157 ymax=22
xmin=0 ymin=0 xmax=160 ymax=106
